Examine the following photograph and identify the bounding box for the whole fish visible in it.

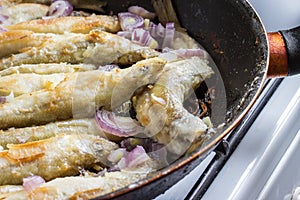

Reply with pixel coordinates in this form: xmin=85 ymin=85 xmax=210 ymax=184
xmin=6 ymin=14 xmax=121 ymax=34
xmin=0 ymin=3 xmax=48 ymax=26
xmin=0 ymin=30 xmax=53 ymax=59
xmin=0 ymin=30 xmax=160 ymax=70
xmin=0 ymin=134 xmax=118 ymax=185
xmin=0 ymin=118 xmax=122 ymax=149
xmin=18 ymin=0 xmax=107 ymax=13
xmin=0 ymin=57 xmax=166 ymax=129
xmin=0 ymin=63 xmax=97 ymax=76
xmin=133 ymin=54 xmax=214 ymax=155
xmin=3 ymin=159 xmax=160 ymax=199
xmin=0 ymin=73 xmax=66 ymax=97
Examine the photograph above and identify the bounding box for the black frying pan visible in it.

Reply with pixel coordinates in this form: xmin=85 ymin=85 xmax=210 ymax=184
xmin=91 ymin=0 xmax=299 ymax=199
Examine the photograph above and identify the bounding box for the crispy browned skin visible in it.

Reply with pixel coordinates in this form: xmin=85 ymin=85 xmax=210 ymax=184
xmin=0 ymin=30 xmax=52 ymax=58
xmin=0 ymin=30 xmax=160 ymax=70
xmin=0 ymin=57 xmax=166 ymax=129
xmin=6 ymin=15 xmax=121 ymax=34
xmin=0 ymin=134 xmax=118 ymax=185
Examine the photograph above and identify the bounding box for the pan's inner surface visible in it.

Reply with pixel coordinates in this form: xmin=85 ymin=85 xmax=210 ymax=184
xmin=96 ymin=0 xmax=268 ymax=199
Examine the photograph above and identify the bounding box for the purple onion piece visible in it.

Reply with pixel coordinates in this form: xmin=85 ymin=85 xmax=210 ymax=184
xmin=95 ymin=110 xmax=144 ymax=137
xmin=22 ymin=176 xmax=45 ymax=192
xmin=117 ymin=145 xmax=150 ymax=169
xmin=131 ymin=28 xmax=158 ymax=48
xmin=43 ymin=0 xmax=73 ymax=19
xmin=118 ymin=12 xmax=145 ymax=31
xmin=0 ymin=14 xmax=8 ymax=24
xmin=159 ymin=48 xmax=208 ymax=61
xmin=97 ymin=64 xmax=119 ymax=71
xmin=128 ymin=6 xmax=156 ymax=20
xmin=162 ymin=22 xmax=175 ymax=49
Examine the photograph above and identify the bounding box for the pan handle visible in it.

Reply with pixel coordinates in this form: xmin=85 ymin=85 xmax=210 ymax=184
xmin=280 ymin=26 xmax=300 ymax=76
xmin=267 ymin=26 xmax=300 ymax=77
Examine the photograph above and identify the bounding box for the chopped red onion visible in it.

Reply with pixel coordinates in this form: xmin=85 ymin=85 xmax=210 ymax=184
xmin=97 ymin=64 xmax=119 ymax=71
xmin=162 ymin=22 xmax=175 ymax=49
xmin=128 ymin=6 xmax=156 ymax=20
xmin=116 ymin=31 xmax=132 ymax=40
xmin=43 ymin=0 xmax=73 ymax=20
xmin=0 ymin=14 xmax=8 ymax=24
xmin=0 ymin=92 xmax=14 ymax=104
xmin=95 ymin=110 xmax=144 ymax=137
xmin=118 ymin=12 xmax=145 ymax=31
xmin=22 ymin=175 xmax=45 ymax=192
xmin=107 ymin=148 xmax=128 ymax=163
xmin=117 ymin=145 xmax=150 ymax=169
xmin=159 ymin=48 xmax=208 ymax=61
xmin=0 ymin=26 xmax=7 ymax=32
xmin=131 ymin=28 xmax=158 ymax=48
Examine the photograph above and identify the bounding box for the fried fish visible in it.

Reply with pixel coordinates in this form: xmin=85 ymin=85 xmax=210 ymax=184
xmin=6 ymin=15 xmax=121 ymax=34
xmin=0 ymin=63 xmax=97 ymax=76
xmin=0 ymin=30 xmax=160 ymax=70
xmin=0 ymin=134 xmax=118 ymax=185
xmin=133 ymin=54 xmax=214 ymax=155
xmin=0 ymin=118 xmax=111 ymax=149
xmin=0 ymin=3 xmax=48 ymax=26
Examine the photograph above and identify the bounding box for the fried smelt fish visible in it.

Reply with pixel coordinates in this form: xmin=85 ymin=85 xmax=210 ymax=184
xmin=0 ymin=30 xmax=160 ymax=69
xmin=0 ymin=118 xmax=114 ymax=149
xmin=0 ymin=57 xmax=166 ymax=129
xmin=0 ymin=73 xmax=66 ymax=97
xmin=0 ymin=134 xmax=118 ymax=185
xmin=0 ymin=30 xmax=53 ymax=59
xmin=0 ymin=3 xmax=48 ymax=26
xmin=6 ymin=15 xmax=121 ymax=34
xmin=0 ymin=63 xmax=97 ymax=76
xmin=18 ymin=0 xmax=107 ymax=13
xmin=133 ymin=55 xmax=214 ymax=155
xmin=5 ymin=159 xmax=159 ymax=200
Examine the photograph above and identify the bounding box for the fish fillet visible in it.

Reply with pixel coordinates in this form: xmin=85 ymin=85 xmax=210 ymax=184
xmin=0 ymin=57 xmax=166 ymax=129
xmin=0 ymin=134 xmax=118 ymax=185
xmin=133 ymin=55 xmax=214 ymax=155
xmin=0 ymin=30 xmax=160 ymax=70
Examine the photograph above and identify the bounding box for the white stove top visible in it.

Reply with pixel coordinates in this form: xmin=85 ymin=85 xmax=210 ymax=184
xmin=156 ymin=0 xmax=300 ymax=199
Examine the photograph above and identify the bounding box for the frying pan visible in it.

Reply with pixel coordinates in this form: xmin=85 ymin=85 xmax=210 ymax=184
xmin=91 ymin=0 xmax=299 ymax=199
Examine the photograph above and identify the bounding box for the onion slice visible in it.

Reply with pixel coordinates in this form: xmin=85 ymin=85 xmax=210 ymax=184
xmin=162 ymin=22 xmax=175 ymax=49
xmin=128 ymin=6 xmax=156 ymax=20
xmin=159 ymin=48 xmax=208 ymax=61
xmin=118 ymin=12 xmax=145 ymax=31
xmin=43 ymin=0 xmax=73 ymax=19
xmin=22 ymin=176 xmax=45 ymax=192
xmin=131 ymin=28 xmax=158 ymax=48
xmin=95 ymin=110 xmax=144 ymax=137
xmin=117 ymin=145 xmax=150 ymax=169
xmin=0 ymin=92 xmax=14 ymax=104
xmin=0 ymin=14 xmax=8 ymax=24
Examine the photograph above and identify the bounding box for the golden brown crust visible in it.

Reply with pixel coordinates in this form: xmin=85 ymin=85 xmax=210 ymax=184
xmin=6 ymin=15 xmax=121 ymax=34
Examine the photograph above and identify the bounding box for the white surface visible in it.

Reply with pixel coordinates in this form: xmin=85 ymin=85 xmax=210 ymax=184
xmin=202 ymin=75 xmax=300 ymax=200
